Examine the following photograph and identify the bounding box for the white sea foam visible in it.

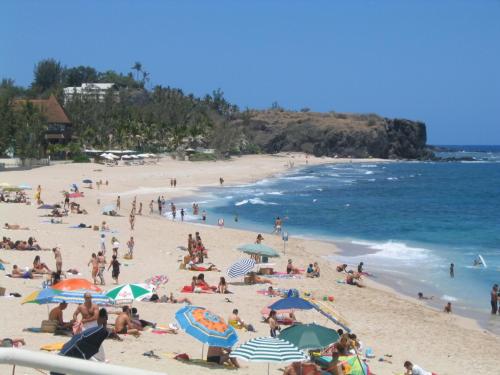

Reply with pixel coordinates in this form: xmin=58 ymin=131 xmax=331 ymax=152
xmin=351 ymin=240 xmax=433 ymax=262
xmin=387 ymin=177 xmax=398 ymax=181
xmin=266 ymin=191 xmax=284 ymax=195
xmin=235 ymin=200 xmax=248 ymax=206
xmin=441 ymin=295 xmax=458 ymax=302
xmin=316 ymin=188 xmax=323 ymax=191
xmin=360 ymin=164 xmax=378 ymax=168
xmin=283 ymin=175 xmax=318 ymax=181
xmin=249 ymin=197 xmax=278 ymax=205
xmin=224 ymin=196 xmax=233 ymax=199
xmin=364 ymin=171 xmax=374 ymax=175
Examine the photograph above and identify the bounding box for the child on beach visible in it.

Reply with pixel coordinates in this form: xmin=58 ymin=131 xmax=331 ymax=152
xmin=126 ymin=236 xmax=134 ymax=259
xmin=108 ymin=255 xmax=121 ymax=284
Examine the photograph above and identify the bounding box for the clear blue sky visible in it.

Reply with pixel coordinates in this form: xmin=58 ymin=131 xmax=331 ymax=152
xmin=1 ymin=0 xmax=499 ymax=144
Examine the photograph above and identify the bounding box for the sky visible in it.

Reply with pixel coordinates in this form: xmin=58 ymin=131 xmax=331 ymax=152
xmin=1 ymin=0 xmax=499 ymax=145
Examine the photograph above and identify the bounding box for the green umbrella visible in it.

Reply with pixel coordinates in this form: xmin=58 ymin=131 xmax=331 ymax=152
xmin=237 ymin=244 xmax=280 ymax=258
xmin=278 ymin=323 xmax=339 ymax=350
xmin=105 ymin=283 xmax=154 ymax=304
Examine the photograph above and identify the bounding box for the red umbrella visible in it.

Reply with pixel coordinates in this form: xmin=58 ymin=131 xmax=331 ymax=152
xmin=52 ymin=278 xmax=102 ymax=293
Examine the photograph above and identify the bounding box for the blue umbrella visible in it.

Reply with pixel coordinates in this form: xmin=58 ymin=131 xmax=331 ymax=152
xmin=269 ymin=297 xmax=314 ymax=311
xmin=175 ymin=305 xmax=238 ymax=348
xmin=51 ymin=291 xmax=111 ymax=305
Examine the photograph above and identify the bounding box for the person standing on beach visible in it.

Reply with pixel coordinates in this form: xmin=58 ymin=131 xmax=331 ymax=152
xmin=127 ymin=236 xmax=135 ymax=258
xmin=88 ymin=253 xmax=98 ymax=284
xmin=491 ymin=284 xmax=498 ymax=315
xmin=53 ymin=246 xmax=62 ymax=273
xmin=138 ymin=202 xmax=143 ymax=215
xmin=100 ymin=233 xmax=106 ymax=254
xmin=129 ymin=212 xmax=135 ymax=230
xmin=149 ymin=200 xmax=154 ymax=214
xmin=108 ymin=255 xmax=121 ymax=285
xmin=202 ymin=210 xmax=207 ymax=222
xmin=173 ymin=178 xmax=177 ymax=187
xmin=97 ymin=252 xmax=106 ymax=285
xmin=450 ymin=263 xmax=454 ymax=278
xmin=157 ymin=196 xmax=161 ymax=214
xmin=180 ymin=208 xmax=185 ymax=221
xmin=116 ymin=196 xmax=121 ymax=211
xmin=357 ymin=262 xmax=364 ymax=273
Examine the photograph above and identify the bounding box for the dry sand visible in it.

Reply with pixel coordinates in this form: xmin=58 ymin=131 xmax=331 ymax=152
xmin=1 ymin=154 xmax=499 ymax=375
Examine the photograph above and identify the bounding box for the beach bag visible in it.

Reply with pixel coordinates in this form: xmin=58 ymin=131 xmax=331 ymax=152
xmin=287 ymin=288 xmax=299 ymax=298
xmin=41 ymin=320 xmax=57 ymax=333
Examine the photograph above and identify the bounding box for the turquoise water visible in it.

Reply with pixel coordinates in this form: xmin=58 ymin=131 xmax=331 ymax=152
xmin=177 ymin=146 xmax=500 ymax=332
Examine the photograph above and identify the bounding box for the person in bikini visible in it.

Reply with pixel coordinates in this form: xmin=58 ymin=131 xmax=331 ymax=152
xmin=4 ymin=223 xmax=29 ymax=230
xmin=32 ymin=255 xmax=51 ymax=274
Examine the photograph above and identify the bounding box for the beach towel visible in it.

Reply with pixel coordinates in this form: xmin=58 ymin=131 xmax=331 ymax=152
xmin=23 ymin=327 xmax=42 ymax=333
xmin=180 ymin=285 xmax=214 ymax=294
xmin=40 ymin=342 xmax=65 ymax=351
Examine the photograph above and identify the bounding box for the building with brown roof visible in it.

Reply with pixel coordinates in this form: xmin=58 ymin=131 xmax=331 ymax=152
xmin=14 ymin=95 xmax=73 ymax=144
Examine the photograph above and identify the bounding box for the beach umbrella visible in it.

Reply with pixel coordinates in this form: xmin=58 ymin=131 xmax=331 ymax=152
xmin=227 ymin=258 xmax=256 ymax=279
xmin=82 ymin=179 xmax=92 ymax=184
xmin=101 ymin=204 xmax=117 ymax=214
xmin=18 ymin=183 xmax=32 ymax=190
xmin=52 ymin=279 xmax=102 ymax=293
xmin=145 ymin=275 xmax=169 ymax=287
xmin=175 ymin=306 xmax=238 ymax=350
xmin=51 ymin=291 xmax=111 ymax=305
xmin=269 ymin=297 xmax=314 ymax=311
xmin=237 ymin=244 xmax=280 ymax=258
xmin=105 ymin=283 xmax=154 ymax=304
xmin=22 ymin=288 xmax=62 ymax=304
xmin=278 ymin=323 xmax=340 ymax=350
xmin=230 ymin=337 xmax=307 ymax=375
xmin=338 ymin=355 xmax=370 ymax=375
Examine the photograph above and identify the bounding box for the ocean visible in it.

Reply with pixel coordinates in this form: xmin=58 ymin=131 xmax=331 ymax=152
xmin=173 ymin=146 xmax=500 ymax=333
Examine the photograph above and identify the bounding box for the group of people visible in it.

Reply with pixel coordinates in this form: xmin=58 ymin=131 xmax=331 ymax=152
xmin=0 ymin=190 xmax=29 ymax=203
xmin=1 ymin=236 xmax=43 ymax=250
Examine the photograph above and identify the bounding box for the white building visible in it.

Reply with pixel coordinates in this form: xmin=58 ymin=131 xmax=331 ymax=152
xmin=63 ymin=83 xmax=117 ymax=103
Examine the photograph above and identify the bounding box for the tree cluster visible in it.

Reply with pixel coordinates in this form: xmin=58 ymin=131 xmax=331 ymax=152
xmin=0 ymin=59 xmax=250 ymax=158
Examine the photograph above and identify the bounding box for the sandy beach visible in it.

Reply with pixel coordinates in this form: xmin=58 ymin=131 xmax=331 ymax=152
xmin=1 ymin=154 xmax=500 ymax=375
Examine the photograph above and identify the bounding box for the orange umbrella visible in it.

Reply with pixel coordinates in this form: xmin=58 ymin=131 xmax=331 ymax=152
xmin=52 ymin=278 xmax=102 ymax=293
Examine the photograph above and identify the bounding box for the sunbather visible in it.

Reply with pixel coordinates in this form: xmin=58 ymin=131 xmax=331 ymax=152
xmin=114 ymin=306 xmax=141 ymax=337
xmin=32 ymin=255 xmax=51 ymax=274
xmin=228 ymin=309 xmax=254 ymax=331
xmin=4 ymin=223 xmax=29 ymax=230
xmin=286 ymin=259 xmax=300 ymax=274
xmin=206 ymin=346 xmax=239 ymax=368
xmin=10 ymin=265 xmax=34 ymax=279
xmin=346 ymin=273 xmax=364 ymax=287
xmin=217 ymin=277 xmax=229 ymax=294
xmin=49 ymin=302 xmax=73 ymax=329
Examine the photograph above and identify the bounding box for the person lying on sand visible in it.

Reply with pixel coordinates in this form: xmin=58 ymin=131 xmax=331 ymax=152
xmin=9 ymin=265 xmax=37 ymax=279
xmin=4 ymin=223 xmax=29 ymax=230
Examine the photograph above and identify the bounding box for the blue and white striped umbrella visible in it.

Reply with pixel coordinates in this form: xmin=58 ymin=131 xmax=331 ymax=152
xmin=227 ymin=258 xmax=256 ymax=279
xmin=51 ymin=290 xmax=112 ymax=305
xmin=231 ymin=337 xmax=307 ymax=374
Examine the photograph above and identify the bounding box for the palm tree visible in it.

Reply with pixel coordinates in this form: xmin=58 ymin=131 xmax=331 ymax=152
xmin=131 ymin=62 xmax=142 ymax=81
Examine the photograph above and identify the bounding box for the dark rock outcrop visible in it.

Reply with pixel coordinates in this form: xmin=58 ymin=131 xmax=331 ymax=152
xmin=232 ymin=111 xmax=432 ymax=160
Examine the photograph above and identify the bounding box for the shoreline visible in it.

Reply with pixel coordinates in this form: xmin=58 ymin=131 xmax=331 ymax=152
xmin=1 ymin=154 xmax=500 ymax=374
